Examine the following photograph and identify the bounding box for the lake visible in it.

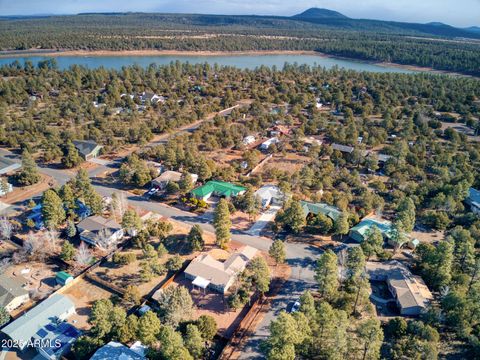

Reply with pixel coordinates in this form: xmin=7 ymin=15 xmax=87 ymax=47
xmin=0 ymin=53 xmax=418 ymax=73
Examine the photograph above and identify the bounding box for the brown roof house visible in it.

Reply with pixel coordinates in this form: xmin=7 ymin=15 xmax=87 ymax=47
xmin=0 ymin=274 xmax=29 ymax=313
xmin=183 ymin=246 xmax=258 ymax=294
xmin=76 ymin=215 xmax=124 ymax=247
xmin=151 ymin=171 xmax=198 ymax=190
xmin=366 ymin=261 xmax=433 ymax=316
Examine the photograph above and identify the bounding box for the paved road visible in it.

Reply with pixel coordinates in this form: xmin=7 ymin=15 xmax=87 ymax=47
xmin=0 ymin=99 xmax=320 ymax=357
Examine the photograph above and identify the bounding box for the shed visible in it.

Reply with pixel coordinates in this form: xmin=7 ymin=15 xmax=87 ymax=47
xmin=56 ymin=271 xmax=73 ymax=286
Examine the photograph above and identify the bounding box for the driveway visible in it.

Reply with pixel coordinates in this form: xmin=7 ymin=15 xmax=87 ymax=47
xmin=246 ymin=205 xmax=280 ymax=236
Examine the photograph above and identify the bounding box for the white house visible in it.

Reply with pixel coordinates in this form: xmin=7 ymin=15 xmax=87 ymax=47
xmin=243 ymin=135 xmax=256 ymax=145
xmin=255 ymin=185 xmax=285 ymax=209
xmin=260 ymin=137 xmax=280 ymax=151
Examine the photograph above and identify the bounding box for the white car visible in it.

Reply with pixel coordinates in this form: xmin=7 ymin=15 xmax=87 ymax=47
xmin=147 ymin=188 xmax=159 ymax=196
xmin=289 ymin=300 xmax=301 ymax=313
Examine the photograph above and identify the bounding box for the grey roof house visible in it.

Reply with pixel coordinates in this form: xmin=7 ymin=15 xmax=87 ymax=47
xmin=466 ymin=187 xmax=480 ymax=215
xmin=0 ymin=157 xmax=21 ymax=175
xmin=332 ymin=143 xmax=354 ymax=154
xmin=72 ymin=140 xmax=103 ymax=160
xmin=90 ymin=341 xmax=146 ymax=360
xmin=0 ymin=274 xmax=29 ymax=313
xmin=1 ymin=294 xmax=79 ymax=357
xmin=76 ymin=215 xmax=124 ymax=247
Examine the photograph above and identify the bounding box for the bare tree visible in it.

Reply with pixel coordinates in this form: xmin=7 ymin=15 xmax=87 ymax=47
xmin=95 ymin=228 xmax=116 ymax=252
xmin=75 ymin=242 xmax=93 ymax=266
xmin=43 ymin=229 xmax=60 ymax=253
xmin=0 ymin=217 xmax=14 ymax=240
xmin=0 ymin=257 xmax=11 ymax=274
xmin=23 ymin=231 xmax=47 ymax=261
xmin=111 ymin=192 xmax=128 ymax=222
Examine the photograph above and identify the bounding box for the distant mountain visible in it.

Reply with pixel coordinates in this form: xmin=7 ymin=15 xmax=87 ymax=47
xmin=293 ymin=8 xmax=348 ymax=20
xmin=464 ymin=26 xmax=480 ymax=34
xmin=290 ymin=8 xmax=480 ymax=39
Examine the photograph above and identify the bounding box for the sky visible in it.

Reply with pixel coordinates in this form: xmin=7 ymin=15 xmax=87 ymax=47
xmin=0 ymin=0 xmax=478 ymax=27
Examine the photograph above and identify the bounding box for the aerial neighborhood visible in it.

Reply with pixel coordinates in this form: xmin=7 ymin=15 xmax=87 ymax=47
xmin=0 ymin=7 xmax=479 ymax=360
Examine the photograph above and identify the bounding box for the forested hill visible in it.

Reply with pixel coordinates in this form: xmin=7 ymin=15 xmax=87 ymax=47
xmin=1 ymin=11 xmax=480 ymax=75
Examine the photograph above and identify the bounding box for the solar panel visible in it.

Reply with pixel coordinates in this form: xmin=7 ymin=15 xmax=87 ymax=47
xmin=36 ymin=328 xmax=48 ymax=338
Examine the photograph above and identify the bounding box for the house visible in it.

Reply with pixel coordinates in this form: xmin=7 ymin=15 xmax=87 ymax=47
xmin=260 ymin=137 xmax=280 ymax=151
xmin=466 ymin=187 xmax=480 ymax=215
xmin=1 ymin=294 xmax=78 ymax=355
xmin=366 ymin=261 xmax=433 ymax=316
xmin=0 ymin=274 xmax=29 ymax=313
xmin=91 ymin=341 xmax=146 ymax=360
xmin=255 ymin=185 xmax=285 ymax=209
xmin=72 ymin=140 xmax=103 ymax=160
xmin=183 ymin=245 xmax=258 ymax=294
xmin=301 ymin=201 xmax=341 ymax=222
xmin=76 ymin=215 xmax=124 ymax=247
xmin=332 ymin=143 xmax=354 ymax=154
xmin=140 ymin=91 xmax=165 ymax=104
xmin=56 ymin=271 xmax=73 ymax=286
xmin=0 ymin=157 xmax=21 ymax=175
xmin=0 ymin=180 xmax=13 ymax=196
xmin=151 ymin=171 xmax=198 ymax=190
xmin=191 ymin=180 xmax=247 ymax=201
xmin=349 ymin=217 xmax=418 ymax=249
xmin=269 ymin=125 xmax=290 ymax=137
xmin=349 ymin=218 xmax=393 ymax=243
xmin=243 ymin=135 xmax=256 ymax=145
xmin=27 ymin=204 xmax=45 ymax=230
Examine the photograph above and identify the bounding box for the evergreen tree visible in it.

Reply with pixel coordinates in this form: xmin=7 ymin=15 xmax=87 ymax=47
xmin=60 ymin=240 xmax=75 ymax=261
xmin=361 ymin=225 xmax=383 ymax=260
xmin=358 ymin=318 xmax=384 ymax=360
xmin=62 ymin=141 xmax=83 ymax=168
xmin=184 ymin=324 xmax=204 ymax=359
xmin=137 ymin=311 xmax=161 ymax=345
xmin=16 ymin=150 xmax=40 ymax=186
xmin=246 ymin=256 xmax=271 ymax=295
xmin=119 ymin=314 xmax=139 ymax=344
xmin=187 ymin=224 xmax=204 ymax=252
xmin=315 ymin=250 xmax=339 ymax=301
xmin=334 ymin=212 xmax=350 ymax=239
xmin=42 ymin=189 xmax=66 ymax=229
xmin=196 ymin=315 xmax=217 ymax=341
xmin=213 ymin=198 xmax=231 ymax=249
xmin=278 ymin=200 xmax=306 ymax=234
xmin=269 ymin=240 xmax=286 ymax=265
xmin=121 ymin=209 xmax=142 ymax=235
xmin=66 ymin=219 xmax=77 ymax=238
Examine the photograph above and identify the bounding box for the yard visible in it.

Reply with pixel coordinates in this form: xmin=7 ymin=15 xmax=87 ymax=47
xmin=62 ymin=277 xmax=115 ymax=330
xmin=90 ymin=218 xmax=217 ymax=297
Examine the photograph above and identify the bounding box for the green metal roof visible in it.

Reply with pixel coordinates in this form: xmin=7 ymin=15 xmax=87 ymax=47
xmin=349 ymin=218 xmax=394 ymax=240
xmin=191 ymin=180 xmax=246 ymax=198
xmin=301 ymin=201 xmax=341 ymax=221
xmin=56 ymin=271 xmax=73 ymax=282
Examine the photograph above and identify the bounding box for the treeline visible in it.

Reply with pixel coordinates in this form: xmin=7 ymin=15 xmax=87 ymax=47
xmin=0 ymin=14 xmax=480 ymax=75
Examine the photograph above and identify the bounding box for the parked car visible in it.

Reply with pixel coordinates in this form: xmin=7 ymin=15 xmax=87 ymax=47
xmin=146 ymin=188 xmax=159 ymax=196
xmin=288 ymin=300 xmax=301 ymax=313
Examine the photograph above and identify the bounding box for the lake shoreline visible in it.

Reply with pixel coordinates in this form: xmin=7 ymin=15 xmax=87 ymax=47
xmin=0 ymin=48 xmax=474 ymax=77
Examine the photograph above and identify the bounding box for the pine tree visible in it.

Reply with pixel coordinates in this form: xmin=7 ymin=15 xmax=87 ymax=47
xmin=59 ymin=184 xmax=76 ymax=216
xmin=358 ymin=318 xmax=384 ymax=360
xmin=315 ymin=250 xmax=339 ymax=301
xmin=62 ymin=141 xmax=82 ymax=168
xmin=137 ymin=311 xmax=161 ymax=345
xmin=184 ymin=324 xmax=204 ymax=359
xmin=213 ymin=198 xmax=231 ymax=249
xmin=269 ymin=240 xmax=286 ymax=265
xmin=187 ymin=224 xmax=204 ymax=251
xmin=42 ymin=189 xmax=66 ymax=229
xmin=334 ymin=212 xmax=350 ymax=239
xmin=60 ymin=240 xmax=76 ymax=261
xmin=280 ymin=200 xmax=306 ymax=234
xmin=361 ymin=225 xmax=383 ymax=260
xmin=16 ymin=150 xmax=40 ymax=186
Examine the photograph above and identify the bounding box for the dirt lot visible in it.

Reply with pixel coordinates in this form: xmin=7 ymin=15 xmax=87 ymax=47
xmin=0 ymin=239 xmax=19 ymax=257
xmin=3 ymin=173 xmax=54 ymax=206
xmin=231 ymin=211 xmax=254 ymax=232
xmin=260 ymin=152 xmax=311 ymax=178
xmin=62 ymin=277 xmax=115 ymax=330
xmin=5 ymin=260 xmax=61 ymax=300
